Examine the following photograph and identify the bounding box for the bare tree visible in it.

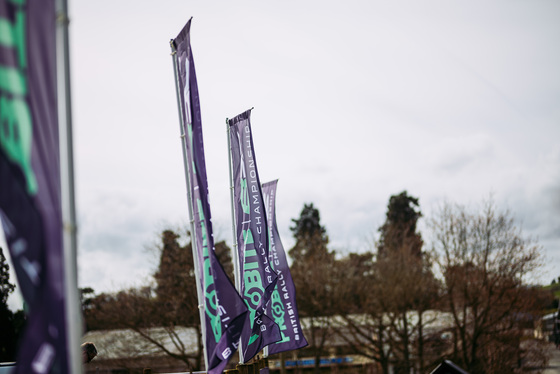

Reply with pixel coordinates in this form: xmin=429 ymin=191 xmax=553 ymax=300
xmin=84 ymin=286 xmax=202 ymax=371
xmin=429 ymin=199 xmax=543 ymax=373
xmin=333 ymin=251 xmax=394 ymax=374
xmin=84 ymin=229 xmax=238 ymax=371
xmin=333 ymin=192 xmax=440 ymax=374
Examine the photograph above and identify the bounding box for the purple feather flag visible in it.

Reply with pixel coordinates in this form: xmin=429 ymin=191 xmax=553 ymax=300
xmin=228 ymin=110 xmax=281 ymax=361
xmin=262 ymin=180 xmax=308 ymax=354
xmin=0 ymin=0 xmax=76 ymax=372
xmin=173 ymin=19 xmax=248 ymax=374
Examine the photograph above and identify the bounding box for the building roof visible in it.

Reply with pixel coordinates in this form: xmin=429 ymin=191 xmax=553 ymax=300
xmin=82 ymin=326 xmax=199 ymax=360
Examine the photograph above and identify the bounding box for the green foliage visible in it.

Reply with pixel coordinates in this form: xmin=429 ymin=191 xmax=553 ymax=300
xmin=289 ymin=203 xmax=335 ymax=314
xmin=153 ymin=229 xmax=198 ymax=327
xmin=288 ymin=203 xmax=336 ymax=374
xmin=290 ymin=203 xmax=327 ymax=241
xmin=0 ymin=307 xmax=25 ymax=361
xmin=377 ymin=191 xmax=423 ymax=259
xmin=542 ymin=281 xmax=560 ymax=312
xmin=544 ymin=280 xmax=560 ymax=298
xmin=0 ymin=247 xmax=25 ymax=362
xmin=0 ymin=247 xmax=15 ymax=306
xmin=384 ymin=191 xmax=421 ymax=226
xmin=289 ymin=203 xmax=329 ymax=262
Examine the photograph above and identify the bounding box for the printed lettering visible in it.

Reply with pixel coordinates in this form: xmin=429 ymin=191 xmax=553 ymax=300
xmin=198 ymin=200 xmax=222 ymax=342
xmin=244 ymin=269 xmax=263 ymax=320
xmin=0 ymin=4 xmax=37 ymax=194
xmin=222 ymin=347 xmax=232 ymax=359
xmin=271 ymin=290 xmax=290 ymax=343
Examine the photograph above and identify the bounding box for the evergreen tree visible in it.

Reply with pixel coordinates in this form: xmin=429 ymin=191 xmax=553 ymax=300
xmin=375 ymin=191 xmax=438 ymax=373
xmin=154 ymin=229 xmax=198 ymax=327
xmin=0 ymin=246 xmax=20 ymax=361
xmin=289 ymin=203 xmax=329 ymax=262
xmin=377 ymin=191 xmax=423 ymax=259
xmin=0 ymin=247 xmax=15 ymax=307
xmin=288 ymin=203 xmax=335 ymax=374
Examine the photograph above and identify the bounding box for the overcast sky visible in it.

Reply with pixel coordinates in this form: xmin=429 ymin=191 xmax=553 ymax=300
xmin=3 ymin=0 xmax=560 ymax=309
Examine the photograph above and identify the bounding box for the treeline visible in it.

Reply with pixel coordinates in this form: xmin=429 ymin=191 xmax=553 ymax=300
xmin=80 ymin=231 xmax=238 ymax=371
xmin=79 ymin=191 xmax=556 ymax=374
xmin=285 ymin=192 xmax=551 ymax=373
xmin=2 ymin=191 xmax=554 ymax=372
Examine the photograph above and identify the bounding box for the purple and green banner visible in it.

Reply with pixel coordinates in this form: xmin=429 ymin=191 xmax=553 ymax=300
xmin=228 ymin=110 xmax=281 ymax=361
xmin=0 ymin=0 xmax=74 ymax=372
xmin=172 ymin=19 xmax=248 ymax=374
xmin=262 ymin=180 xmax=308 ymax=354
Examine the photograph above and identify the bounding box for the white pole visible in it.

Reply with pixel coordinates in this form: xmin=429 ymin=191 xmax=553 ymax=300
xmin=170 ymin=40 xmax=209 ymax=371
xmin=55 ymin=0 xmax=83 ymax=373
xmin=226 ymin=119 xmax=244 ymax=364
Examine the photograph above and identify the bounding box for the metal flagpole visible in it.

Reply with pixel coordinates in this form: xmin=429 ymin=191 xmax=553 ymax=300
xmin=55 ymin=0 xmax=83 ymax=372
xmin=226 ymin=118 xmax=244 ymax=364
xmin=170 ymin=39 xmax=209 ymax=371
xmin=263 ymin=343 xmax=269 ymax=359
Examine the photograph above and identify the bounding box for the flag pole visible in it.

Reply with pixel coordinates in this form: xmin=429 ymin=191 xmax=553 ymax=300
xmin=226 ymin=119 xmax=242 ymax=294
xmin=226 ymin=118 xmax=245 ymax=364
xmin=170 ymin=38 xmax=209 ymax=371
xmin=55 ymin=0 xmax=83 ymax=372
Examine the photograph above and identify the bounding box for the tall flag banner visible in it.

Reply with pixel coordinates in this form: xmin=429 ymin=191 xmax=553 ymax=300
xmin=228 ymin=110 xmax=281 ymax=361
xmin=172 ymin=19 xmax=248 ymax=374
xmin=0 ymin=0 xmax=78 ymax=372
xmin=262 ymin=180 xmax=308 ymax=354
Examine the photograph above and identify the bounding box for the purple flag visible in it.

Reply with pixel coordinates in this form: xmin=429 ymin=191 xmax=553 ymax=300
xmin=0 ymin=0 xmax=75 ymax=372
xmin=262 ymin=180 xmax=308 ymax=354
xmin=228 ymin=110 xmax=281 ymax=361
xmin=172 ymin=19 xmax=248 ymax=374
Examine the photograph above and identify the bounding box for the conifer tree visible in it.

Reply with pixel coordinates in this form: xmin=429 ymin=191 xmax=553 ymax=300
xmin=0 ymin=247 xmax=19 ymax=361
xmin=289 ymin=203 xmax=335 ymax=374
